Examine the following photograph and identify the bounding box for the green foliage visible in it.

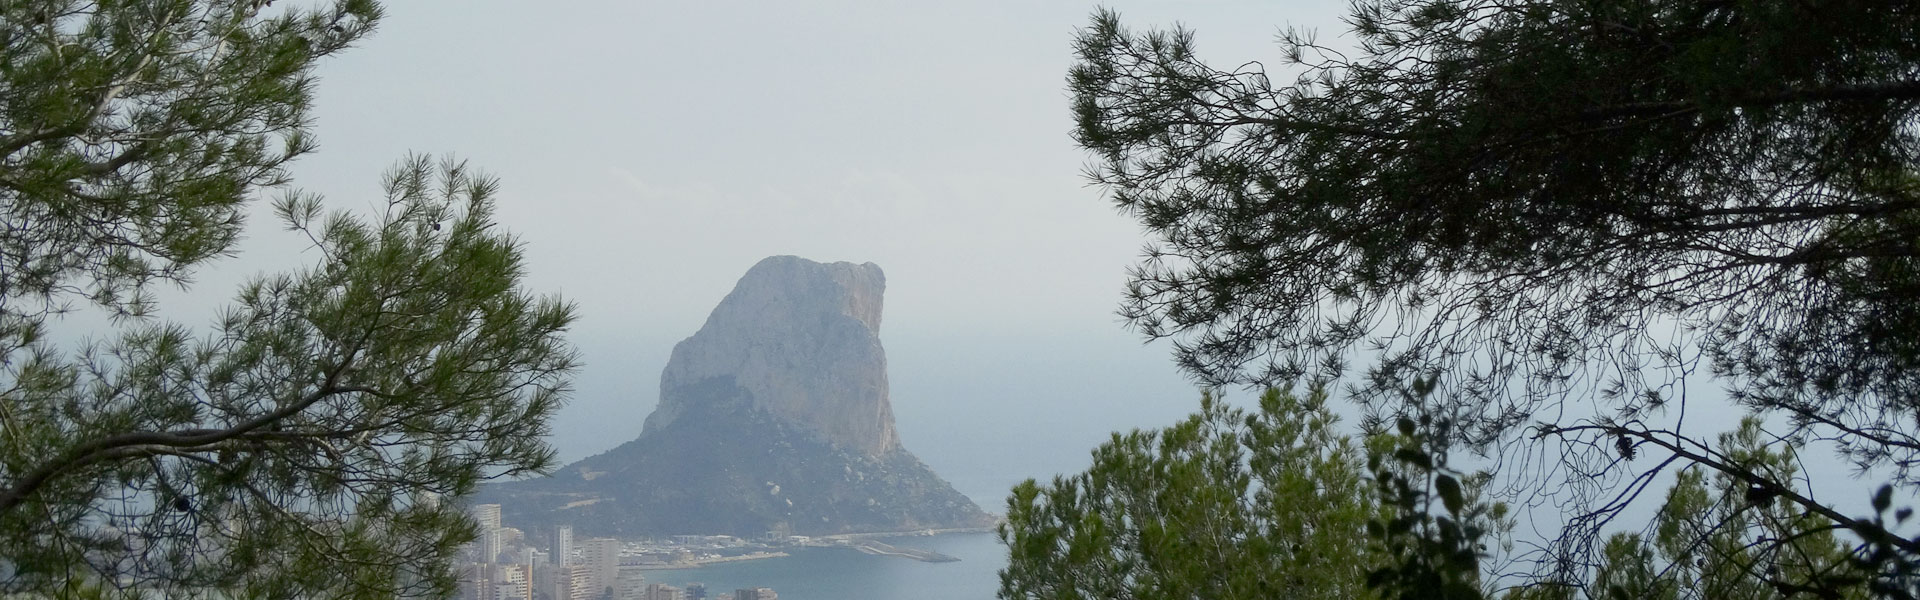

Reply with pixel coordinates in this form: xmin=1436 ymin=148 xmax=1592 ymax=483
xmin=1073 ymin=2 xmax=1920 ymax=431
xmin=1574 ymin=419 xmax=1874 ymax=600
xmin=1590 ymin=533 xmax=1673 ymax=600
xmin=1365 ymin=442 xmax=1493 ymax=600
xmin=1002 ymin=390 xmax=1897 ymax=599
xmin=998 ymin=385 xmax=1522 ymax=600
xmin=1070 ymin=0 xmax=1920 ymax=592
xmin=1855 ymin=485 xmax=1920 ymax=598
xmin=998 ymin=388 xmax=1381 ymax=600
xmin=0 ymin=0 xmax=381 ymax=329
xmin=1 ymin=156 xmax=578 ymax=597
xmin=0 ymin=3 xmax=580 ymax=598
xmin=1657 ymin=421 xmax=1859 ymax=598
xmin=1362 ymin=382 xmax=1507 ymax=600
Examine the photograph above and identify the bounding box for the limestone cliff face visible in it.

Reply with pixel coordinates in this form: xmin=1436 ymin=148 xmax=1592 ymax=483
xmin=482 ymin=256 xmax=990 ymax=537
xmin=644 ymin=256 xmax=899 ymax=456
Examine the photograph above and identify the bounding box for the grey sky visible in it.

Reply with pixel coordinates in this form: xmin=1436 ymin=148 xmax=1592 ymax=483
xmin=107 ymin=1 xmax=1340 ymax=505
xmin=167 ymin=0 xmax=1907 ymax=568
xmin=37 ymin=0 xmax=1891 ymax=536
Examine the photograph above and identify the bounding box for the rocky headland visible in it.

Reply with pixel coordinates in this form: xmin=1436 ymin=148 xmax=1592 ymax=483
xmin=482 ymin=256 xmax=991 ymax=537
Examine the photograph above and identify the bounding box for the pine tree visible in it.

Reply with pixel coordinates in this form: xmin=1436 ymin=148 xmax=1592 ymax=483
xmin=1070 ymin=1 xmax=1920 ymax=591
xmin=1000 ymin=389 xmax=1388 ymax=600
xmin=0 ymin=3 xmax=579 ymax=597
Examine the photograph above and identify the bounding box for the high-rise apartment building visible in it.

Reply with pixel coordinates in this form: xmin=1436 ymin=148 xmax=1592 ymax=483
xmin=457 ymin=564 xmax=487 ymax=600
xmin=646 ymin=583 xmax=685 ymax=600
xmin=615 ymin=565 xmax=649 ymax=600
xmin=491 ymin=581 xmax=526 ymax=600
xmin=732 ymin=587 xmax=776 ymax=600
xmin=580 ymin=537 xmax=622 ymax=595
xmin=546 ymin=564 xmax=593 ymax=600
xmin=478 ymin=526 xmax=503 ymax=564
xmin=497 ymin=526 xmax=524 ymax=547
xmin=552 ymin=525 xmax=574 ymax=566
xmin=495 ymin=564 xmax=530 ymax=600
xmin=469 ymin=504 xmax=502 ymax=531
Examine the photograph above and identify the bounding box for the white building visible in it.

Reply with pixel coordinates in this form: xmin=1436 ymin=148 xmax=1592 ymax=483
xmin=645 ymin=583 xmax=685 ymax=600
xmin=546 ymin=564 xmax=593 ymax=600
xmin=615 ymin=565 xmax=650 ymax=600
xmin=470 ymin=504 xmax=502 ymax=531
xmin=552 ymin=525 xmax=574 ymax=566
xmin=478 ymin=527 xmax=503 ymax=564
xmin=580 ymin=537 xmax=622 ymax=595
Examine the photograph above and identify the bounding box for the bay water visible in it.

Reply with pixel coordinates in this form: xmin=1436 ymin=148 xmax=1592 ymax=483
xmin=638 ymin=533 xmax=1006 ymax=600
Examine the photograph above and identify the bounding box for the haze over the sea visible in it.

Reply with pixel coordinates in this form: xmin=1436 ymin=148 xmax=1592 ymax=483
xmin=243 ymin=0 xmax=1347 ymax=511
xmin=642 ymin=533 xmax=1004 ymax=600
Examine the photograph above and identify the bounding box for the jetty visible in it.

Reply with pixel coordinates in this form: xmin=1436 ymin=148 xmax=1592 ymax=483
xmin=849 ymin=539 xmax=959 ymax=563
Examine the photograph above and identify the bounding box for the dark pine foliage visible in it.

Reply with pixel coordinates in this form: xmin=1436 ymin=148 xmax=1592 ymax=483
xmin=1072 ymin=0 xmax=1920 ymax=594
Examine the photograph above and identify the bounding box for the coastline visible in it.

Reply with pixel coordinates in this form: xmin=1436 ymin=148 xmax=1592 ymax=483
xmin=632 ymin=551 xmax=789 ymax=570
xmin=817 ymin=525 xmax=1001 ymax=541
xmin=848 ymin=539 xmax=960 ymax=563
xmin=631 ymin=530 xmax=1007 ymax=600
xmin=629 ymin=528 xmax=999 ymax=571
xmin=801 ymin=528 xmax=999 ymax=563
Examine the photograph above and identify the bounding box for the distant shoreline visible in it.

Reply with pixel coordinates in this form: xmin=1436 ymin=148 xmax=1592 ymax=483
xmin=847 ymin=539 xmax=960 ymax=563
xmin=817 ymin=525 xmax=1000 ymax=540
xmin=631 ymin=551 xmax=789 ymax=570
xmin=629 ymin=529 xmax=998 ymax=570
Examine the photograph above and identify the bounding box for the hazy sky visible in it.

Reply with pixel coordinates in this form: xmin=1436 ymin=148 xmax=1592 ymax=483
xmin=37 ymin=0 xmax=1888 ymax=532
xmin=79 ymin=1 xmax=1339 ymax=505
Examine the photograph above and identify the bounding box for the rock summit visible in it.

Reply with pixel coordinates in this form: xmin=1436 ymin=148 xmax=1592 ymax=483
xmin=484 ymin=256 xmax=990 ymax=536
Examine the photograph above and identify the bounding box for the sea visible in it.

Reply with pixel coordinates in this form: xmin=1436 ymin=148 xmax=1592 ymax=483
xmin=637 ymin=533 xmax=1007 ymax=600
